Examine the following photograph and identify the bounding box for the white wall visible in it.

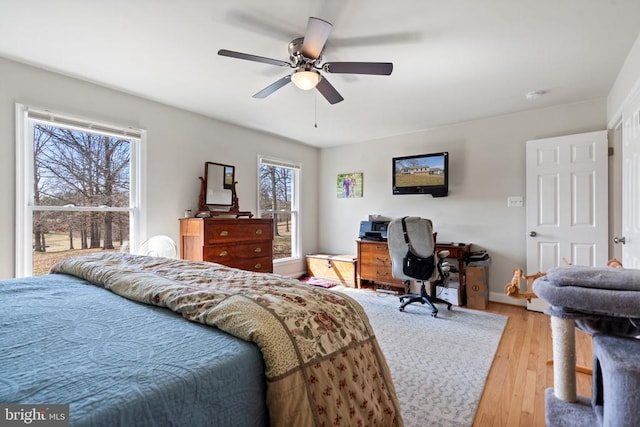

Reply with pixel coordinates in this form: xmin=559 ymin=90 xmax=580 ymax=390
xmin=606 ymin=32 xmax=640 ymax=262
xmin=318 ymin=99 xmax=609 ymax=305
xmin=0 ymin=53 xmax=626 ymax=301
xmin=0 ymin=57 xmax=319 ymax=278
xmin=608 ymin=32 xmax=640 ymax=126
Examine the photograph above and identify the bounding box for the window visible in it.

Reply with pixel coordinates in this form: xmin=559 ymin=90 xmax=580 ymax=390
xmin=258 ymin=156 xmax=300 ymax=261
xmin=15 ymin=105 xmax=145 ymax=276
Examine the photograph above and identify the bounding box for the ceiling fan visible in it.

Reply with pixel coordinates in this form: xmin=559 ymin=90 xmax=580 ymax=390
xmin=218 ymin=17 xmax=393 ymax=105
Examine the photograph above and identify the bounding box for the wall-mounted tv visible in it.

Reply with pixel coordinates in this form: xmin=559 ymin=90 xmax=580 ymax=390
xmin=392 ymin=151 xmax=449 ymax=197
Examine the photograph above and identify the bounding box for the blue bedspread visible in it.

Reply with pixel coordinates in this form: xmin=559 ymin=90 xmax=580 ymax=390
xmin=0 ymin=274 xmax=267 ymax=426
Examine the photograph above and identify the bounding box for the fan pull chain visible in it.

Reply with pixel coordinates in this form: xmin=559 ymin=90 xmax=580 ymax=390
xmin=314 ymin=92 xmax=318 ymax=128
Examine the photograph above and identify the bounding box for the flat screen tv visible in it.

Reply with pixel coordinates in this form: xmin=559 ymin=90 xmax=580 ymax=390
xmin=392 ymin=151 xmax=449 ymax=197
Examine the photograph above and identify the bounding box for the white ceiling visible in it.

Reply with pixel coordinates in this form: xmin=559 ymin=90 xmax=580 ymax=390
xmin=1 ymin=0 xmax=640 ymax=148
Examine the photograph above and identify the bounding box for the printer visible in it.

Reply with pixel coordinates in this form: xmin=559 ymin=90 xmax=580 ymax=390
xmin=359 ymin=220 xmax=389 ymax=241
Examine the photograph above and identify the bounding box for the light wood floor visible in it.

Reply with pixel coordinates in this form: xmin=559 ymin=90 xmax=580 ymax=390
xmin=473 ymin=302 xmax=593 ymax=426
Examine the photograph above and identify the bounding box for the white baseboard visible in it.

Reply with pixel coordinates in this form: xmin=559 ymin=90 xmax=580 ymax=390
xmin=284 ymin=270 xmax=307 ymax=279
xmin=489 ymin=290 xmax=527 ymax=307
xmin=273 ymin=257 xmax=306 ymax=279
xmin=277 ymin=275 xmax=531 ymax=307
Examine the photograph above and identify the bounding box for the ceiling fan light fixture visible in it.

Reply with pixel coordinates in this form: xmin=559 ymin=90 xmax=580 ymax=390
xmin=218 ymin=17 xmax=392 ymax=104
xmin=291 ymin=68 xmax=321 ymax=90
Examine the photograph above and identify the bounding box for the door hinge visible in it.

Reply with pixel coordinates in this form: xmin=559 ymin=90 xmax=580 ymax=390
xmin=608 ymin=146 xmax=614 ymax=156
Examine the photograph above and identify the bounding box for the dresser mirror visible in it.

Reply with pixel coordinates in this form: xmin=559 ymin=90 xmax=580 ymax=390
xmin=205 ymin=162 xmax=234 ymax=206
xmin=197 ymin=161 xmax=252 ymax=217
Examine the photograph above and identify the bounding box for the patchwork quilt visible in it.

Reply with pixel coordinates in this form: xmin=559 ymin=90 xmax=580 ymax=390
xmin=51 ymin=253 xmax=403 ymax=427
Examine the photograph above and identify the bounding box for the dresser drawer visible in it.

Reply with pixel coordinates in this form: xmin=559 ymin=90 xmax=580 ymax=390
xmin=204 ymin=241 xmax=273 ymax=262
xmin=204 ymin=221 xmax=272 ymax=244
xmin=226 ymin=257 xmax=272 ymax=273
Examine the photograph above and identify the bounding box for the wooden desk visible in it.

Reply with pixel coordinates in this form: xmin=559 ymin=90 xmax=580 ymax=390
xmin=356 ymin=240 xmax=405 ymax=292
xmin=435 ymin=243 xmax=471 ymax=281
xmin=356 ymin=240 xmax=471 ymax=304
xmin=432 ymin=243 xmax=471 ymax=305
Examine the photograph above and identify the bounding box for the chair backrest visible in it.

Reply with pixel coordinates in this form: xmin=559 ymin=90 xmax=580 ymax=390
xmin=388 ymin=217 xmax=436 ymax=281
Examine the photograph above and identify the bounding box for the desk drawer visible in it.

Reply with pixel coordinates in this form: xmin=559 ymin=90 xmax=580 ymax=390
xmin=359 ymin=262 xmax=378 ymax=279
xmin=360 ymin=243 xmax=390 ymax=255
xmin=357 ymin=240 xmax=403 ymax=287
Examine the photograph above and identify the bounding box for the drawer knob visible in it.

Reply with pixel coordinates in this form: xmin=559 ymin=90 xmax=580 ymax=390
xmin=219 ymin=230 xmax=229 ymax=237
xmin=254 ymin=247 xmax=262 ymax=253
xmin=219 ymin=251 xmax=228 ymax=257
xmin=254 ymin=263 xmax=262 ymax=269
xmin=255 ymin=229 xmax=263 ymax=235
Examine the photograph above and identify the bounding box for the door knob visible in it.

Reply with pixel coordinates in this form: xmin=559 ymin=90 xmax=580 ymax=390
xmin=614 ymin=236 xmax=626 ymax=245
xmin=529 ymin=231 xmax=537 ymax=237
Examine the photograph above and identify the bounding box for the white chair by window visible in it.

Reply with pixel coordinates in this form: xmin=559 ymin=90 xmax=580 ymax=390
xmin=137 ymin=235 xmax=178 ymax=258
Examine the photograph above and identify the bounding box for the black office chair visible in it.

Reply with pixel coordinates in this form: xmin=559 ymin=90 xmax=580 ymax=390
xmin=388 ymin=216 xmax=452 ymax=317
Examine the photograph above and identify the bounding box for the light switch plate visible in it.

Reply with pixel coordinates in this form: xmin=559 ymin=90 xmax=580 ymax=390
xmin=507 ymin=196 xmax=524 ymax=208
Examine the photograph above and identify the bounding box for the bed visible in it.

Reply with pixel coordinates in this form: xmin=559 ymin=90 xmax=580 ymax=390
xmin=1 ymin=253 xmax=403 ymax=426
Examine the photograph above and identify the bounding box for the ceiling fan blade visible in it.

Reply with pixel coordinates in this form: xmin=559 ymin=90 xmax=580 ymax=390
xmin=225 ymin=10 xmax=295 ymax=41
xmin=316 ymin=76 xmax=344 ymax=104
xmin=252 ymin=75 xmax=292 ymax=98
xmin=218 ymin=49 xmax=291 ymax=67
xmin=301 ymin=17 xmax=332 ymax=60
xmin=323 ymin=62 xmax=393 ymax=75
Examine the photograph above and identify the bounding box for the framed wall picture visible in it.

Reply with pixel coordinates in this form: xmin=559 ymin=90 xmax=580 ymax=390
xmin=337 ymin=172 xmax=363 ymax=198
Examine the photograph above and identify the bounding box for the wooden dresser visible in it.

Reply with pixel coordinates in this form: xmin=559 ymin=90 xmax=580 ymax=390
xmin=179 ymin=218 xmax=273 ymax=273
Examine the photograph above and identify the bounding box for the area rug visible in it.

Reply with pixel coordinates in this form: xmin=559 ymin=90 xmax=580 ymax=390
xmin=333 ymin=287 xmax=507 ymax=427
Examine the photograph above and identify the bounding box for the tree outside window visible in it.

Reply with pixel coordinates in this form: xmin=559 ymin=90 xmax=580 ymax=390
xmin=17 ymin=106 xmax=142 ymax=277
xmin=258 ymin=158 xmax=300 ymax=260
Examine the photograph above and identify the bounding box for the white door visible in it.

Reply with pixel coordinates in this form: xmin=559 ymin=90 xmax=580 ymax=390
xmin=620 ymin=93 xmax=640 ymax=268
xmin=526 ymin=131 xmax=609 ymax=312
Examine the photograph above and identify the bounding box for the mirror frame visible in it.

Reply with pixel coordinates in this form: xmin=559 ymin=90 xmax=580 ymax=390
xmin=204 ymin=161 xmax=234 ymax=207
xmin=197 ymin=161 xmax=252 ymax=218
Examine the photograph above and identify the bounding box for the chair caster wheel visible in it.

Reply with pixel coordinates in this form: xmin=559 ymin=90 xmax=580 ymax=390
xmin=399 ymin=307 xmax=405 ymax=312
xmin=447 ymin=305 xmax=452 ymax=311
xmin=431 ymin=312 xmax=438 ymax=318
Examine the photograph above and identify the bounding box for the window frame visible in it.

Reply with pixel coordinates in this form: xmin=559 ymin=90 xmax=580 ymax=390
xmin=257 ymin=155 xmax=301 ymax=262
xmin=15 ymin=104 xmax=146 ymax=277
